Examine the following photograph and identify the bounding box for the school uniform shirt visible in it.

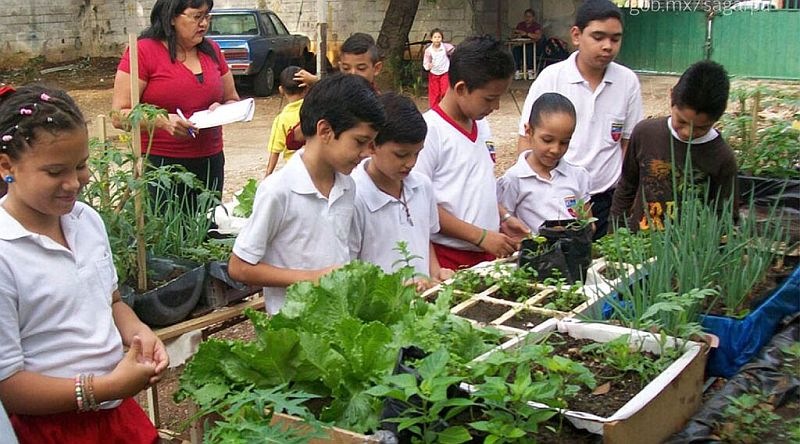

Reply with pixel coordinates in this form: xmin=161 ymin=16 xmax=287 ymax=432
xmin=267 ymin=99 xmax=302 ymax=162
xmin=232 ymin=150 xmax=354 ymax=314
xmin=518 ymin=51 xmax=643 ymax=195
xmin=415 ymin=105 xmax=500 ymax=252
xmin=423 ymin=43 xmax=455 ymax=76
xmin=497 ymin=151 xmax=592 ymax=234
xmin=0 ymin=201 xmax=124 ymax=407
xmin=610 ymin=116 xmax=739 ymax=232
xmin=349 ymin=161 xmax=439 ymax=276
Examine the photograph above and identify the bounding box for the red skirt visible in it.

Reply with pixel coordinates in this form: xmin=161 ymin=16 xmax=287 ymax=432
xmin=433 ymin=243 xmax=495 ymax=270
xmin=10 ymin=398 xmax=158 ymax=444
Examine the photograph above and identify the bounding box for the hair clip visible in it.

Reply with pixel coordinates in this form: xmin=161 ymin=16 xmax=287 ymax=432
xmin=19 ymin=108 xmax=32 ymax=115
xmin=46 ymin=117 xmax=53 ymax=123
xmin=1 ymin=135 xmax=11 ymax=142
xmin=40 ymin=93 xmax=51 ymax=101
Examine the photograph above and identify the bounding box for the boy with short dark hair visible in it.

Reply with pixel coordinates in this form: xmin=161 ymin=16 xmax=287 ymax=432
xmin=229 ymin=74 xmax=385 ymax=313
xmin=349 ymin=92 xmax=451 ymax=284
xmin=610 ymin=60 xmax=738 ymax=231
xmin=265 ymin=65 xmax=306 ymax=176
xmin=415 ymin=36 xmax=530 ymax=269
xmin=517 ymin=0 xmax=643 ymax=239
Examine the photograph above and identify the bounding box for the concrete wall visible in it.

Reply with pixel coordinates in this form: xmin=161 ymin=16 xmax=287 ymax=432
xmin=0 ymin=0 xmax=502 ymax=69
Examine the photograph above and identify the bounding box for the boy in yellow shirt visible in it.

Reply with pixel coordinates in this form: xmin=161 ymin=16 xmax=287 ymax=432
xmin=265 ymin=66 xmax=306 ymax=176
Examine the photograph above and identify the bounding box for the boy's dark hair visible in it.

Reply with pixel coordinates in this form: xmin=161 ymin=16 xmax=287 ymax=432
xmin=142 ymin=0 xmax=219 ymax=64
xmin=528 ymin=92 xmax=576 ymax=129
xmin=375 ymin=93 xmax=427 ymax=146
xmin=430 ymin=28 xmax=444 ymax=39
xmin=300 ymin=73 xmax=385 ymax=138
xmin=574 ymin=0 xmax=623 ymax=31
xmin=448 ymin=35 xmax=515 ymax=90
xmin=279 ymin=65 xmax=304 ymax=95
xmin=341 ymin=32 xmax=380 ymax=63
xmin=0 ymin=85 xmax=85 ymax=160
xmin=671 ymin=60 xmax=730 ymax=121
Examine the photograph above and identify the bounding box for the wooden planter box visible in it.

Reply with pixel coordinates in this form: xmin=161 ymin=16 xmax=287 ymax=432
xmin=270 ymin=413 xmax=381 ymax=444
xmin=471 ymin=319 xmax=708 ymax=444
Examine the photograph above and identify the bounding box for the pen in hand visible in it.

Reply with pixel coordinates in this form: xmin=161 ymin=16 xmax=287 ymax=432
xmin=176 ymin=108 xmax=196 ymax=139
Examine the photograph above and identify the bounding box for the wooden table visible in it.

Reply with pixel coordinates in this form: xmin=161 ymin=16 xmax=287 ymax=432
xmin=506 ymin=38 xmax=537 ymax=80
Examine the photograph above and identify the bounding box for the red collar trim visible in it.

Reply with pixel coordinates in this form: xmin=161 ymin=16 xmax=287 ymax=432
xmin=432 ymin=104 xmax=478 ymax=142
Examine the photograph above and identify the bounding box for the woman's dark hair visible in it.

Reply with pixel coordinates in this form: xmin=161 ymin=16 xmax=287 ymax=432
xmin=448 ymin=35 xmax=515 ymax=91
xmin=528 ymin=92 xmax=576 ymax=129
xmin=574 ymin=0 xmax=623 ymax=31
xmin=0 ymin=85 xmax=85 ymax=160
xmin=671 ymin=60 xmax=730 ymax=121
xmin=375 ymin=92 xmax=426 ymax=146
xmin=141 ymin=0 xmax=218 ymax=64
xmin=524 ymin=8 xmax=536 ymax=17
xmin=300 ymin=73 xmax=385 ymax=138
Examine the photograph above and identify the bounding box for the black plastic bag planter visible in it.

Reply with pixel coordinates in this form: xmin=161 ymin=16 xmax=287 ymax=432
xmin=700 ymin=265 xmax=800 ymax=378
xmin=120 ymin=256 xmax=206 ymax=327
xmin=738 ymin=175 xmax=800 ymax=211
xmin=517 ymin=236 xmax=570 ymax=282
xmin=537 ymin=219 xmax=593 ymax=283
xmin=201 ymin=260 xmax=261 ymax=308
xmin=665 ymin=314 xmax=800 ymax=444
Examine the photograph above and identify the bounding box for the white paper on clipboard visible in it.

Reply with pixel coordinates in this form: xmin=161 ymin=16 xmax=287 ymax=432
xmin=188 ymin=98 xmax=256 ymax=129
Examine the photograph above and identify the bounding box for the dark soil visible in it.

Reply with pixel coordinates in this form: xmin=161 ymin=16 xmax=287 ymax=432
xmin=457 ymin=300 xmax=513 ymax=324
xmin=501 ymin=309 xmax=550 ymax=330
xmin=542 ymin=333 xmax=661 ymax=418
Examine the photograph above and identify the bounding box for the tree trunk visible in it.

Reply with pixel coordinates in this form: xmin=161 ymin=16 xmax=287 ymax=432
xmin=376 ymin=0 xmax=422 ymax=90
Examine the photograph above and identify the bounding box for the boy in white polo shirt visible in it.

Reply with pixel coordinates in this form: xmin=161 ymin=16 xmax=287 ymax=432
xmin=416 ymin=36 xmax=530 ymax=270
xmin=516 ymin=0 xmax=643 ymax=239
xmin=349 ymin=93 xmax=451 ymax=285
xmin=499 ymin=93 xmax=593 ymax=234
xmin=229 ymin=74 xmax=385 ymax=314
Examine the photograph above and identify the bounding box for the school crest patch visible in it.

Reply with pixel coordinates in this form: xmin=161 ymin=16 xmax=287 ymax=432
xmin=610 ymin=122 xmax=624 ymax=142
xmin=564 ymin=194 xmax=578 ymax=218
xmin=486 ymin=140 xmax=497 ymax=163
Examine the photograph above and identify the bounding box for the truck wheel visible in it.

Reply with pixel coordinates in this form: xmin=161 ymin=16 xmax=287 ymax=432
xmin=253 ymin=65 xmax=274 ymax=97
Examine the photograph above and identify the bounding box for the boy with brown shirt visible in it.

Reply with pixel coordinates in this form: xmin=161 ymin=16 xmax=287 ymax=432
xmin=611 ymin=61 xmax=738 ymax=231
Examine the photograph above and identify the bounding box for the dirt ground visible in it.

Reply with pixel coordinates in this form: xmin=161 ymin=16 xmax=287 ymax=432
xmin=0 ymin=59 xmax=777 ymax=439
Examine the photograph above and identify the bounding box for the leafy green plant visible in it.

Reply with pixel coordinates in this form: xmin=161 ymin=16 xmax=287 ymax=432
xmin=593 ymin=227 xmax=653 ymax=279
xmin=542 ymin=272 xmax=585 ymax=312
xmin=449 ymin=269 xmax=486 ymax=294
xmin=565 ymin=199 xmax=597 ymax=230
xmin=491 ymin=264 xmax=537 ymax=302
xmin=779 ymin=342 xmax=800 ymax=378
xmin=716 ymin=391 xmax=781 ymax=444
xmin=367 ymin=349 xmax=475 ymax=444
xmin=233 ymin=178 xmax=258 ymax=217
xmin=579 ymin=334 xmax=677 ymax=389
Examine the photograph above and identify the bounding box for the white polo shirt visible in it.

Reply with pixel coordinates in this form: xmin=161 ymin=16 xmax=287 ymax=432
xmin=416 ymin=106 xmax=500 ymax=251
xmin=497 ymin=151 xmax=592 ymax=234
xmin=349 ymin=161 xmax=439 ymax=275
xmin=518 ymin=51 xmax=643 ymax=195
xmin=0 ymin=202 xmax=123 ymax=384
xmin=232 ymin=150 xmax=354 ymax=314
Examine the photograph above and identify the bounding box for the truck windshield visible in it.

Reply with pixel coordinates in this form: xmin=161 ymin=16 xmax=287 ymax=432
xmin=209 ymin=13 xmax=259 ymax=36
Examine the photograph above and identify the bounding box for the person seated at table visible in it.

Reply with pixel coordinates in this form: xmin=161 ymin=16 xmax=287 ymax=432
xmin=511 ymin=8 xmax=542 ymax=79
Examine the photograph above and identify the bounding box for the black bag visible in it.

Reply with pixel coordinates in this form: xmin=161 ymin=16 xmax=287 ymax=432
xmin=540 ymin=37 xmax=570 ymax=70
xmin=518 ymin=237 xmax=570 ymax=282
xmin=537 ymin=220 xmax=593 ymax=283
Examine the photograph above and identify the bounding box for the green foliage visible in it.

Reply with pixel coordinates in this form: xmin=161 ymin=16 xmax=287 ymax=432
xmin=367 ymin=349 xmax=475 ymax=444
xmin=565 ymin=198 xmax=597 ymax=230
xmin=716 ymin=391 xmax=781 ymax=444
xmin=178 ymin=261 xmax=502 ymax=435
xmin=593 ymin=227 xmax=653 ymax=278
xmin=542 ymin=273 xmax=585 ymax=312
xmin=779 ymin=342 xmax=800 ymax=378
xmin=579 ymin=334 xmax=677 ymax=389
xmin=448 ymin=269 xmax=486 ymax=295
xmin=233 ymin=178 xmax=258 ymax=218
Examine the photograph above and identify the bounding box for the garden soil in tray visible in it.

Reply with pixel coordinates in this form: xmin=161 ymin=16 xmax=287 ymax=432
xmin=501 ymin=310 xmax=550 ymax=330
xmin=458 ymin=301 xmax=511 ymax=324
xmin=543 ymin=334 xmax=660 ymax=418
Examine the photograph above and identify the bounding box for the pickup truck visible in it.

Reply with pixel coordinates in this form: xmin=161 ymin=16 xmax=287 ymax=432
xmin=208 ymin=9 xmax=312 ymax=96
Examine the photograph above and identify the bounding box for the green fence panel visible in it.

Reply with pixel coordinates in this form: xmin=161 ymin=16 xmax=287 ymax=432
xmin=712 ymin=11 xmax=800 ymax=80
xmin=617 ymin=10 xmax=708 ymax=75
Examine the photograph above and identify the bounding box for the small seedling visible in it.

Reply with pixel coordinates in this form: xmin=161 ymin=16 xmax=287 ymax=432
xmin=716 ymin=391 xmax=781 ymax=444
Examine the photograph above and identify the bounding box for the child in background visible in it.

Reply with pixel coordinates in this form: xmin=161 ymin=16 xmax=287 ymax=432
xmin=265 ymin=66 xmax=305 ymax=176
xmin=287 ymin=33 xmax=383 ymax=150
xmin=497 ymin=93 xmax=593 ymax=234
xmin=0 ymin=85 xmax=167 ymax=443
xmin=611 ymin=60 xmax=738 ymax=231
xmin=422 ymin=28 xmax=454 ymax=108
xmin=229 ymin=74 xmax=385 ymax=314
xmin=415 ymin=36 xmax=530 ymax=270
xmin=350 ymin=92 xmax=452 ymax=285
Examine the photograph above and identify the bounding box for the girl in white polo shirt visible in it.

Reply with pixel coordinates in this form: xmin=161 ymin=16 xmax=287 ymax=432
xmin=349 ymin=93 xmax=452 ymax=288
xmin=498 ymin=93 xmax=593 ymax=234
xmin=0 ymin=86 xmax=166 ymax=443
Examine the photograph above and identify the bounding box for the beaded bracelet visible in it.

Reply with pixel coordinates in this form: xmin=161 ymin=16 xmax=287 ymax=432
xmin=85 ymin=373 xmax=99 ymax=411
xmin=74 ymin=374 xmax=84 ymax=412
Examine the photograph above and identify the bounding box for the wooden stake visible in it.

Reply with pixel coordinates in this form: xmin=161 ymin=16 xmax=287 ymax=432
xmin=750 ymin=89 xmax=760 ymax=148
xmin=94 ymin=115 xmax=111 ymax=209
xmin=128 ymin=33 xmax=148 ymax=292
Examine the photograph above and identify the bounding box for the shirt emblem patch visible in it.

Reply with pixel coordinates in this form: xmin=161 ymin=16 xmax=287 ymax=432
xmin=611 ymin=122 xmax=624 ymax=142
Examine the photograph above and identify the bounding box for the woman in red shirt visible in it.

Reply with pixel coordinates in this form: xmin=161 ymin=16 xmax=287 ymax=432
xmin=111 ymin=0 xmax=240 ymax=209
xmin=511 ymin=9 xmax=543 ymax=77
